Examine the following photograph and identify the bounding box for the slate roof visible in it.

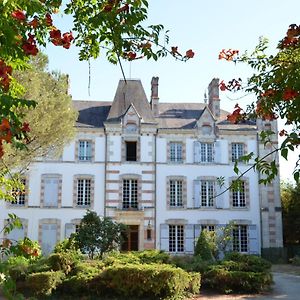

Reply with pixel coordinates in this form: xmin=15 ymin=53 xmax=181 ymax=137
xmin=72 ymin=80 xmax=257 ymax=131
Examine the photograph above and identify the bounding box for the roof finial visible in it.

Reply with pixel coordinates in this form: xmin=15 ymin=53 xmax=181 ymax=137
xmin=204 ymin=91 xmax=207 ymax=104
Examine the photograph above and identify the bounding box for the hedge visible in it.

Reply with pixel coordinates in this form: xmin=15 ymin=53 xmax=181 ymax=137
xmin=89 ymin=263 xmax=200 ymax=299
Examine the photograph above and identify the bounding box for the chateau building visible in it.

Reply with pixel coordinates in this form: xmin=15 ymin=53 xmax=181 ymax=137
xmin=0 ymin=77 xmax=283 ymax=256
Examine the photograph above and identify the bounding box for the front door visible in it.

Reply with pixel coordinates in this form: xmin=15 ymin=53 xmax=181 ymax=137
xmin=121 ymin=225 xmax=139 ymax=251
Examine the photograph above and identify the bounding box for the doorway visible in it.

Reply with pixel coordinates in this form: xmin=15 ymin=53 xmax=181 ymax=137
xmin=121 ymin=225 xmax=139 ymax=251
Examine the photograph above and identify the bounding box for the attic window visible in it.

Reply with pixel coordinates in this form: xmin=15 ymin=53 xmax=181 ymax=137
xmin=202 ymin=125 xmax=212 ymax=135
xmin=126 ymin=141 xmax=137 ymax=161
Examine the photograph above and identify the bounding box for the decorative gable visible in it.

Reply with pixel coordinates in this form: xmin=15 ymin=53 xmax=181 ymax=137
xmin=123 ymin=104 xmax=140 ymax=134
xmin=195 ymin=106 xmax=216 ymax=138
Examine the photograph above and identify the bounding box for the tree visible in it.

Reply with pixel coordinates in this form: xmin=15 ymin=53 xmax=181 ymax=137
xmin=281 ymin=181 xmax=300 ymax=245
xmin=1 ymin=53 xmax=77 ymax=171
xmin=219 ymin=24 xmax=300 ymax=183
xmin=194 ymin=230 xmax=215 ymax=261
xmin=74 ymin=210 xmax=127 ymax=259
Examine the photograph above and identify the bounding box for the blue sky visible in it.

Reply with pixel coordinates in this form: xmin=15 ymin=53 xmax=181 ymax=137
xmin=44 ymin=0 xmax=300 ymax=181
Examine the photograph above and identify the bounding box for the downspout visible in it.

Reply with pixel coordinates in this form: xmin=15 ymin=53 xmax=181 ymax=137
xmin=104 ymin=127 xmax=107 ymax=217
xmin=154 ymin=130 xmax=157 ymax=249
xmin=257 ymin=130 xmax=263 ymax=254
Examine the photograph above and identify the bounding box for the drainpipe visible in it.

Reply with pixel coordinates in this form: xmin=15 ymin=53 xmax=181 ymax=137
xmin=154 ymin=130 xmax=157 ymax=249
xmin=104 ymin=128 xmax=107 ymax=217
xmin=257 ymin=129 xmax=263 ymax=255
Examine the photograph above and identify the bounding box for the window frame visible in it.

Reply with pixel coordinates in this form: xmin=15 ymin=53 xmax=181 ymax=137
xmin=169 ymin=142 xmax=183 ymax=163
xmin=78 ymin=140 xmax=92 ymax=161
xmin=232 ymin=181 xmax=246 ymax=208
xmin=200 ymin=142 xmax=214 ymax=163
xmin=232 ymin=225 xmax=248 ymax=253
xmin=122 ymin=179 xmax=138 ymax=209
xmin=200 ymin=180 xmax=215 ymax=207
xmin=169 ymin=180 xmax=183 ymax=208
xmin=76 ymin=178 xmax=91 ymax=207
xmin=168 ymin=225 xmax=184 ymax=253
xmin=11 ymin=178 xmax=26 ymax=206
xmin=125 ymin=141 xmax=137 ymax=161
xmin=231 ymin=143 xmax=244 ymax=162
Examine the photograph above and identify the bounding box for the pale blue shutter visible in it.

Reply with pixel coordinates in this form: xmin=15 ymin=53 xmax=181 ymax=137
xmin=194 ymin=141 xmax=200 ymax=163
xmin=194 ymin=224 xmax=201 ymax=239
xmin=8 ymin=227 xmax=25 ymax=244
xmin=248 ymin=225 xmax=259 ymax=254
xmin=194 ymin=180 xmax=200 ymax=208
xmin=185 ymin=224 xmax=194 ymax=254
xmin=42 ymin=224 xmax=57 ymax=255
xmin=160 ymin=224 xmax=169 ymax=251
xmin=65 ymin=223 xmax=76 ymax=238
xmin=215 ymin=185 xmax=224 ymax=209
xmin=247 ymin=140 xmax=256 ymax=164
xmin=214 ymin=140 xmax=222 ymax=163
xmin=44 ymin=178 xmax=59 ymax=207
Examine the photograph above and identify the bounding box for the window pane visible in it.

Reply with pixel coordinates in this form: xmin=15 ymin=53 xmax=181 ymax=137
xmin=79 ymin=141 xmax=92 ymax=161
xmin=201 ymin=181 xmax=214 ymax=207
xmin=11 ymin=178 xmax=26 ymax=206
xmin=77 ymin=179 xmax=91 ymax=206
xmin=122 ymin=179 xmax=138 ymax=209
xmin=170 ymin=142 xmax=182 ymax=162
xmin=170 ymin=180 xmax=183 ymax=207
xmin=126 ymin=142 xmax=137 ymax=161
xmin=232 ymin=143 xmax=244 ymax=162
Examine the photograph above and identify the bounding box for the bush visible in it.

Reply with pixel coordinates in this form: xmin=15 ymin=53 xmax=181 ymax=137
xmin=17 ymin=270 xmax=65 ymax=297
xmin=48 ymin=251 xmax=81 ymax=274
xmin=290 ymin=255 xmax=300 ymax=266
xmin=90 ymin=263 xmax=199 ymax=299
xmin=10 ymin=237 xmax=41 ymax=261
xmin=170 ymin=255 xmax=215 ymax=273
xmin=224 ymin=252 xmax=272 ymax=272
xmin=203 ymin=265 xmax=272 ymax=293
xmin=195 ymin=230 xmax=215 ymax=260
xmin=7 ymin=256 xmax=30 ymax=282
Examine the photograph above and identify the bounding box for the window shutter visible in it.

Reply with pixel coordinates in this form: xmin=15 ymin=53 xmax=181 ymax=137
xmin=248 ymin=225 xmax=259 ymax=254
xmin=194 ymin=180 xmax=200 ymax=208
xmin=193 ymin=141 xmax=200 ymax=163
xmin=44 ymin=178 xmax=59 ymax=207
xmin=214 ymin=140 xmax=222 ymax=163
xmin=247 ymin=140 xmax=256 ymax=164
xmin=160 ymin=224 xmax=169 ymax=251
xmin=185 ymin=224 xmax=194 ymax=253
xmin=194 ymin=224 xmax=201 ymax=240
xmin=41 ymin=224 xmax=57 ymax=255
xmin=7 ymin=227 xmax=25 ymax=244
xmin=215 ymin=185 xmax=224 ymax=209
xmin=65 ymin=223 xmax=76 ymax=238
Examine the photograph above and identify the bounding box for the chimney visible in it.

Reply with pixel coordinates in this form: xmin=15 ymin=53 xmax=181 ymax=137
xmin=150 ymin=76 xmax=159 ymax=117
xmin=208 ymin=78 xmax=220 ymax=118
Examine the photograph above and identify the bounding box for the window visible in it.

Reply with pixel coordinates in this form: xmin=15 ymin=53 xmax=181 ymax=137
xmin=11 ymin=178 xmax=26 ymax=206
xmin=232 ymin=143 xmax=244 ymax=162
xmin=78 ymin=140 xmax=92 ymax=161
xmin=7 ymin=221 xmax=25 ymax=244
xmin=232 ymin=181 xmax=246 ymax=207
xmin=43 ymin=177 xmax=59 ymax=207
xmin=126 ymin=141 xmax=137 ymax=161
xmin=169 ymin=225 xmax=184 ymax=253
xmin=200 ymin=143 xmax=214 ymax=162
xmin=233 ymin=225 xmax=248 ymax=253
xmin=200 ymin=180 xmax=214 ymax=207
xmin=201 ymin=225 xmax=215 ymax=232
xmin=170 ymin=180 xmax=183 ymax=207
xmin=77 ymin=179 xmax=91 ymax=206
xmin=170 ymin=142 xmax=183 ymax=162
xmin=123 ymin=179 xmax=138 ymax=209
xmin=125 ymin=123 xmax=137 ymax=133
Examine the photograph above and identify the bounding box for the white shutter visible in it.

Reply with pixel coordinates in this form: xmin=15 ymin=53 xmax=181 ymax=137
xmin=160 ymin=224 xmax=169 ymax=251
xmin=215 ymin=184 xmax=224 ymax=209
xmin=194 ymin=224 xmax=201 ymax=240
xmin=41 ymin=224 xmax=57 ymax=255
xmin=193 ymin=141 xmax=200 ymax=163
xmin=65 ymin=223 xmax=76 ymax=238
xmin=247 ymin=140 xmax=257 ymax=164
xmin=248 ymin=225 xmax=259 ymax=254
xmin=7 ymin=227 xmax=25 ymax=244
xmin=44 ymin=178 xmax=59 ymax=207
xmin=185 ymin=224 xmax=194 ymax=254
xmin=194 ymin=180 xmax=200 ymax=208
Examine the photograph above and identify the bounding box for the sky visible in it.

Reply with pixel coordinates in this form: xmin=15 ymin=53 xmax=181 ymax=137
xmin=44 ymin=0 xmax=300 ymax=182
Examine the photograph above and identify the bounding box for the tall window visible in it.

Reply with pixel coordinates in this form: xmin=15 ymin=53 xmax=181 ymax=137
xmin=233 ymin=225 xmax=248 ymax=253
xmin=11 ymin=178 xmax=26 ymax=206
xmin=125 ymin=141 xmax=137 ymax=161
xmin=200 ymin=143 xmax=214 ymax=162
xmin=201 ymin=180 xmax=214 ymax=207
xmin=78 ymin=140 xmax=92 ymax=161
xmin=77 ymin=179 xmax=91 ymax=206
xmin=170 ymin=142 xmax=183 ymax=162
xmin=123 ymin=179 xmax=138 ymax=209
xmin=41 ymin=223 xmax=57 ymax=255
xmin=232 ymin=181 xmax=246 ymax=207
xmin=170 ymin=180 xmax=183 ymax=207
xmin=232 ymin=143 xmax=244 ymax=162
xmin=169 ymin=225 xmax=184 ymax=253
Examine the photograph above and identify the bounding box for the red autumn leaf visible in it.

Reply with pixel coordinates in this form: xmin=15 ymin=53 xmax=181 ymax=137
xmin=185 ymin=49 xmax=195 ymax=58
xmin=21 ymin=122 xmax=30 ymax=132
xmin=117 ymin=4 xmax=129 ymax=14
xmin=28 ymin=17 xmax=39 ymax=28
xmin=219 ymin=80 xmax=228 ymax=91
xmin=45 ymin=13 xmax=53 ymax=26
xmin=218 ymin=49 xmax=239 ymax=61
xmin=11 ymin=10 xmax=26 ymax=21
xmin=0 ymin=118 xmax=10 ymax=131
xmin=283 ymin=88 xmax=299 ymax=101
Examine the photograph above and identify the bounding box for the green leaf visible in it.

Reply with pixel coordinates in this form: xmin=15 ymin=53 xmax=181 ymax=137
xmin=281 ymin=148 xmax=288 ymax=160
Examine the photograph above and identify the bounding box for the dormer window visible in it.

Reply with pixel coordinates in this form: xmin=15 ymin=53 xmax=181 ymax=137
xmin=202 ymin=125 xmax=212 ymax=135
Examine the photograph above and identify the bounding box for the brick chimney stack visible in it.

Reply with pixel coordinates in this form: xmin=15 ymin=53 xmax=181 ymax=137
xmin=208 ymin=78 xmax=220 ymax=118
xmin=150 ymin=76 xmax=159 ymax=117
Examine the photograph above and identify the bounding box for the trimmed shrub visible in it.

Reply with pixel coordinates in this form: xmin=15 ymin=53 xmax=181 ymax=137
xmin=195 ymin=230 xmax=214 ymax=260
xmin=17 ymin=270 xmax=65 ymax=297
xmin=170 ymin=255 xmax=215 ymax=273
xmin=203 ymin=265 xmax=272 ymax=293
xmin=90 ymin=263 xmax=199 ymax=299
xmin=7 ymin=256 xmax=30 ymax=281
xmin=48 ymin=251 xmax=80 ymax=274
